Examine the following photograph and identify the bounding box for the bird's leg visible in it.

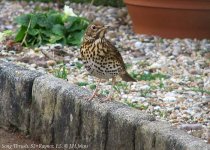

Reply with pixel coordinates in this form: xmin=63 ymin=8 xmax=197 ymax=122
xmin=105 ymin=77 xmax=116 ymax=101
xmin=88 ymin=78 xmax=101 ymax=101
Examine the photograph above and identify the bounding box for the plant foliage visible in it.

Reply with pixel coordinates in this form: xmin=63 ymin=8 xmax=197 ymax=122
xmin=53 ymin=63 xmax=68 ymax=80
xmin=130 ymin=71 xmax=169 ymax=81
xmin=15 ymin=11 xmax=89 ymax=47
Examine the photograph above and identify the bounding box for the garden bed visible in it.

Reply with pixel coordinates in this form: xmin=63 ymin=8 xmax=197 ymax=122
xmin=0 ymin=0 xmax=209 ymax=143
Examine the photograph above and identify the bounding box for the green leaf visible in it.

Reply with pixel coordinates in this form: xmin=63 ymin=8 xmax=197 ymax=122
xmin=47 ymin=11 xmax=63 ymax=25
xmin=66 ymin=17 xmax=89 ymax=32
xmin=52 ymin=24 xmax=65 ymax=36
xmin=67 ymin=30 xmax=85 ymax=45
xmin=15 ymin=26 xmax=27 ymax=42
xmin=65 ymin=16 xmax=80 ymax=29
xmin=37 ymin=14 xmax=50 ymax=28
xmin=76 ymin=82 xmax=89 ymax=86
xmin=40 ymin=29 xmax=52 ymax=37
xmin=28 ymin=28 xmax=39 ymax=36
xmin=30 ymin=14 xmax=38 ymax=28
xmin=49 ymin=35 xmax=63 ymax=43
xmin=15 ymin=14 xmax=31 ymax=26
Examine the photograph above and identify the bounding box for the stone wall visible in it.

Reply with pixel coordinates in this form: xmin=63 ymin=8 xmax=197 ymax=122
xmin=0 ymin=62 xmax=209 ymax=150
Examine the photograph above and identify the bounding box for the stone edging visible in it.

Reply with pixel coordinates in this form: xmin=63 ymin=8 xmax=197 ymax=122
xmin=0 ymin=62 xmax=209 ymax=150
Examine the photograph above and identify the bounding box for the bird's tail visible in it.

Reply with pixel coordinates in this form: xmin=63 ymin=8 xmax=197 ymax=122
xmin=120 ymin=72 xmax=136 ymax=82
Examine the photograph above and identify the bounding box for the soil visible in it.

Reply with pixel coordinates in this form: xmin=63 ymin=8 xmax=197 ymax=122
xmin=0 ymin=128 xmax=56 ymax=150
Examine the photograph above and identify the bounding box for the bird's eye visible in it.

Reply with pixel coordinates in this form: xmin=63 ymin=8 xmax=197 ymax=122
xmin=91 ymin=25 xmax=96 ymax=30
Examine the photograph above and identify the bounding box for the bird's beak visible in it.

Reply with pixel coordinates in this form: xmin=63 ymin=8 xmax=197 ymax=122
xmin=98 ymin=26 xmax=108 ymax=38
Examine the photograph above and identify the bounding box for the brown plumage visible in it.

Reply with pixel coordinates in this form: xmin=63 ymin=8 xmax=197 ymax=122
xmin=80 ymin=21 xmax=136 ymax=100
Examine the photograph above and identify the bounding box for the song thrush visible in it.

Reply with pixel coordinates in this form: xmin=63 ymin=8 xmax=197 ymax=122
xmin=80 ymin=22 xmax=136 ymax=100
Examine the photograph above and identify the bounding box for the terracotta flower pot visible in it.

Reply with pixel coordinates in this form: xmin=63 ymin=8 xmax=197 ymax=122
xmin=124 ymin=0 xmax=210 ymax=39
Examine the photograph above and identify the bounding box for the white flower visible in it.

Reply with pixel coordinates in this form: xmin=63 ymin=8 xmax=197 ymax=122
xmin=64 ymin=5 xmax=77 ymax=17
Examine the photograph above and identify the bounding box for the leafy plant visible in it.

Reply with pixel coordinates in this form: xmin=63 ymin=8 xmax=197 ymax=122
xmin=139 ymin=89 xmax=151 ymax=97
xmin=113 ymin=81 xmax=128 ymax=93
xmin=189 ymin=87 xmax=210 ymax=95
xmin=125 ymin=63 xmax=132 ymax=69
xmin=159 ymin=79 xmax=164 ymax=89
xmin=75 ymin=62 xmax=83 ymax=69
xmin=89 ymin=84 xmax=96 ymax=90
xmin=53 ymin=63 xmax=68 ymax=79
xmin=100 ymin=90 xmax=109 ymax=96
xmin=15 ymin=10 xmax=89 ymax=47
xmin=76 ymin=82 xmax=89 ymax=86
xmin=138 ymin=72 xmax=168 ymax=81
xmin=130 ymin=71 xmax=169 ymax=81
xmin=153 ymin=110 xmax=167 ymax=119
xmin=124 ymin=100 xmax=148 ymax=110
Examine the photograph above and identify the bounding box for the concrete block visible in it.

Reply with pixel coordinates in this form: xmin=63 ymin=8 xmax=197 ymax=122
xmin=135 ymin=121 xmax=209 ymax=150
xmin=0 ymin=62 xmax=42 ymax=133
xmin=106 ymin=106 xmax=155 ymax=150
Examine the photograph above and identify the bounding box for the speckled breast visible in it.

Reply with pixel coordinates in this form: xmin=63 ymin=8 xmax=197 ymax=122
xmin=80 ymin=38 xmax=122 ymax=79
xmin=82 ymin=54 xmax=121 ymax=79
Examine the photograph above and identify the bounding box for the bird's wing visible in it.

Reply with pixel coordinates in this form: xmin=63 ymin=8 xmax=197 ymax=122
xmin=104 ymin=39 xmax=126 ymax=70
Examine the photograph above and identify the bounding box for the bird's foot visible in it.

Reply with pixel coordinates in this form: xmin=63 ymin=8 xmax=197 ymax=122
xmin=87 ymin=94 xmax=96 ymax=101
xmin=87 ymin=90 xmax=99 ymax=101
xmin=103 ymin=94 xmax=113 ymax=101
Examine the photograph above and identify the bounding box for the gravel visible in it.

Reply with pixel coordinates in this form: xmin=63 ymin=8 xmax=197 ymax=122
xmin=0 ymin=0 xmax=209 ymax=143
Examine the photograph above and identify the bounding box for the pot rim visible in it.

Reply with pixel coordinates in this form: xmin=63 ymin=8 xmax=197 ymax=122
xmin=124 ymin=0 xmax=210 ymax=10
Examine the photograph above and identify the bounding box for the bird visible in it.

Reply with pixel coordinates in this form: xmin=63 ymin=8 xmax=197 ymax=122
xmin=80 ymin=21 xmax=136 ymax=101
